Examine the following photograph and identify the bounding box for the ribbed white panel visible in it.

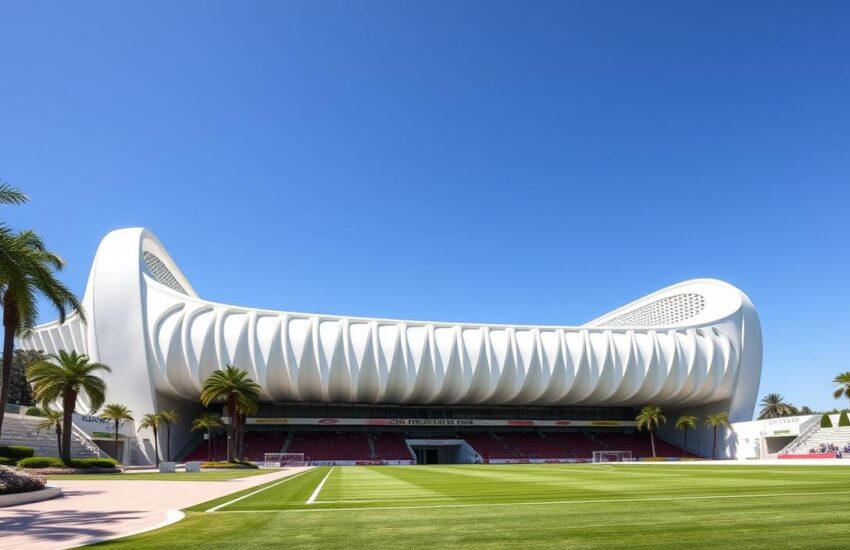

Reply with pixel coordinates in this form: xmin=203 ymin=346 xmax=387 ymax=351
xmin=142 ymin=283 xmax=744 ymax=407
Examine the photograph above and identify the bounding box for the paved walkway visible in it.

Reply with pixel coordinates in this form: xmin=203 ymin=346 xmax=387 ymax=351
xmin=0 ymin=467 xmax=311 ymax=550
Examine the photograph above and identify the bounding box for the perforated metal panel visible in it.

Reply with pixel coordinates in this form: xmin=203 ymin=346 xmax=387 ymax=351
xmin=602 ymin=293 xmax=705 ymax=327
xmin=143 ymin=251 xmax=188 ymax=294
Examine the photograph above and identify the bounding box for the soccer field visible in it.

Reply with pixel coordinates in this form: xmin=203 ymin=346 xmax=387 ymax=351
xmin=96 ymin=464 xmax=850 ymax=549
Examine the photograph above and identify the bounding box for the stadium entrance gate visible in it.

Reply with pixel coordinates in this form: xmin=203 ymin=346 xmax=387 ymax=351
xmin=406 ymin=439 xmax=480 ymax=464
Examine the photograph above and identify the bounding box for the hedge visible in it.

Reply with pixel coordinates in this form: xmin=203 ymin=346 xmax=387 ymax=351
xmin=0 ymin=445 xmax=34 ymax=460
xmin=821 ymin=414 xmax=833 ymax=428
xmin=201 ymin=460 xmax=259 ymax=469
xmin=839 ymin=412 xmax=850 ymax=427
xmin=72 ymin=458 xmax=119 ymax=468
xmin=18 ymin=456 xmax=119 ymax=469
xmin=0 ymin=457 xmax=16 ymax=466
xmin=17 ymin=457 xmax=64 ymax=469
xmin=25 ymin=406 xmax=42 ymax=416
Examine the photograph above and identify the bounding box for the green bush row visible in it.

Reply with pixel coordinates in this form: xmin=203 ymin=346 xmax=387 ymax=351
xmin=0 ymin=457 xmax=16 ymax=466
xmin=17 ymin=456 xmax=119 ymax=469
xmin=200 ymin=460 xmax=259 ymax=469
xmin=0 ymin=445 xmax=34 ymax=460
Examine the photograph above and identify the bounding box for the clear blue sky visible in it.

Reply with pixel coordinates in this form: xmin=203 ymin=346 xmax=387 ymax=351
xmin=1 ymin=2 xmax=848 ymax=415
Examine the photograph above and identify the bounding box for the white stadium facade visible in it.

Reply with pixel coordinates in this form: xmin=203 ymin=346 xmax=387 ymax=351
xmin=21 ymin=228 xmax=763 ymax=465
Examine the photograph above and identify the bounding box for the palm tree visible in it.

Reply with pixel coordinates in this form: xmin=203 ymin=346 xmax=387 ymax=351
xmin=158 ymin=409 xmax=179 ymax=462
xmin=704 ymin=411 xmax=731 ymax=459
xmin=635 ymin=405 xmax=666 ymax=458
xmin=200 ymin=366 xmax=262 ymax=461
xmin=36 ymin=406 xmax=63 ymax=457
xmin=0 ymin=228 xmax=84 ymax=438
xmin=139 ymin=413 xmax=163 ymax=466
xmin=0 ymin=182 xmax=28 ymax=205
xmin=758 ymin=393 xmax=795 ymax=419
xmin=26 ymin=351 xmax=109 ymax=464
xmin=100 ymin=403 xmax=134 ymax=464
xmin=675 ymin=415 xmax=698 ymax=457
xmin=832 ymin=372 xmax=850 ymax=404
xmin=192 ymin=412 xmax=224 ymax=461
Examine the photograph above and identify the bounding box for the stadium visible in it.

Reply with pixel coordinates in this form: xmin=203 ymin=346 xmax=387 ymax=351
xmin=21 ymin=227 xmax=763 ymax=466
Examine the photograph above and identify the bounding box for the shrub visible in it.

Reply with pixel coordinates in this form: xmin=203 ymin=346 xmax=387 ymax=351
xmin=17 ymin=456 xmax=64 ymax=469
xmin=821 ymin=414 xmax=833 ymax=428
xmin=0 ymin=466 xmax=46 ymax=495
xmin=0 ymin=445 xmax=34 ymax=460
xmin=0 ymin=457 xmax=15 ymax=466
xmin=201 ymin=460 xmax=259 ymax=469
xmin=71 ymin=458 xmax=119 ymax=469
xmin=839 ymin=412 xmax=850 ymax=427
xmin=18 ymin=456 xmax=119 ymax=469
xmin=25 ymin=406 xmax=42 ymax=416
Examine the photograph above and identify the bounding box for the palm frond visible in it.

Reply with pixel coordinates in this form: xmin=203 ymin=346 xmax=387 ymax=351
xmin=0 ymin=182 xmax=29 ymax=205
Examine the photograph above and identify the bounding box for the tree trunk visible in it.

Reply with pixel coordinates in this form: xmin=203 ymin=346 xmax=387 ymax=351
xmin=239 ymin=413 xmax=245 ymax=460
xmin=166 ymin=424 xmax=171 ymax=462
xmin=0 ymin=306 xmax=17 ymax=439
xmin=683 ymin=429 xmax=688 ymax=457
xmin=61 ymin=392 xmax=76 ymax=464
xmin=153 ymin=426 xmax=159 ymax=466
xmin=56 ymin=424 xmax=62 ymax=457
xmin=207 ymin=428 xmax=212 ymax=461
xmin=114 ymin=419 xmax=120 ymax=463
xmin=712 ymin=427 xmax=717 ymax=459
xmin=650 ymin=429 xmax=657 ymax=458
xmin=235 ymin=410 xmax=242 ymax=461
xmin=227 ymin=395 xmax=236 ymax=461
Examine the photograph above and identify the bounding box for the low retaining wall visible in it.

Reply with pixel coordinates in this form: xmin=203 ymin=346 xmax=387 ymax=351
xmin=0 ymin=486 xmax=62 ymax=507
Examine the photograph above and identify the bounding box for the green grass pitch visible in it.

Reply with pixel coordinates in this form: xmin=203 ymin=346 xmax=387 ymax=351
xmin=94 ymin=464 xmax=850 ymax=549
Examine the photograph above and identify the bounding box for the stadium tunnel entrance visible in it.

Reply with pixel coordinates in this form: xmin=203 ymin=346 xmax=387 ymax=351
xmin=406 ymin=439 xmax=480 ymax=464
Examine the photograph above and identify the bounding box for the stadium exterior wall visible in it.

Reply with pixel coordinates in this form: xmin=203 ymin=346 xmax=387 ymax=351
xmin=21 ymin=228 xmax=762 ymax=464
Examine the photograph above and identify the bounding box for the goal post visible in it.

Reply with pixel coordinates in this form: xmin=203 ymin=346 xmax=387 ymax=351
xmin=591 ymin=450 xmax=632 ymax=463
xmin=263 ymin=453 xmax=306 ymax=468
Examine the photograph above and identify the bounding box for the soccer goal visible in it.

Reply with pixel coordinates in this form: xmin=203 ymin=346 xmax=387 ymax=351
xmin=263 ymin=453 xmax=306 ymax=468
xmin=591 ymin=450 xmax=632 ymax=463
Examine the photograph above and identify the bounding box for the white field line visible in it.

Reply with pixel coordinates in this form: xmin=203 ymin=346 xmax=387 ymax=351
xmin=306 ymin=466 xmax=334 ymax=504
xmin=206 ymin=469 xmax=315 ymax=513
xmin=215 ymin=488 xmax=850 ymax=513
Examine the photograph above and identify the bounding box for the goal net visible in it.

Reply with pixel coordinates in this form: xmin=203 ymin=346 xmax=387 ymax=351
xmin=592 ymin=450 xmax=632 ymax=463
xmin=263 ymin=453 xmax=306 ymax=468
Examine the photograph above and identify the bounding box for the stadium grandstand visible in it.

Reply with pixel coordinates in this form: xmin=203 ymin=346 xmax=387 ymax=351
xmin=20 ymin=228 xmax=762 ymax=465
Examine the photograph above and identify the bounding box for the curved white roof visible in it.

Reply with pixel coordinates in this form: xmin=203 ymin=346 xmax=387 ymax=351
xmin=23 ymin=228 xmax=762 ymax=423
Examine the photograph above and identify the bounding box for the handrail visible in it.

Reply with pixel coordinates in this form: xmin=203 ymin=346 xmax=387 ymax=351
xmin=779 ymin=422 xmax=823 ymax=455
xmin=70 ymin=422 xmax=106 ymax=458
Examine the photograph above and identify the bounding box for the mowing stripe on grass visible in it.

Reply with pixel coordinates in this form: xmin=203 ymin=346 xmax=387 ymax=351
xmin=306 ymin=466 xmax=334 ymax=504
xmin=270 ymin=488 xmax=850 ymax=512
xmin=206 ymin=468 xmax=315 ymax=513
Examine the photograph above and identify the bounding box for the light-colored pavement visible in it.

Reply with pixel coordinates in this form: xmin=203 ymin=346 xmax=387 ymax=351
xmin=0 ymin=467 xmax=311 ymax=550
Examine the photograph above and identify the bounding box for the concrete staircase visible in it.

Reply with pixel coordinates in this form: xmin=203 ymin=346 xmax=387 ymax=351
xmin=0 ymin=413 xmax=103 ymax=458
xmin=781 ymin=426 xmax=850 ymax=455
xmin=281 ymin=432 xmax=293 ymax=454
xmin=367 ymin=433 xmax=377 ymax=459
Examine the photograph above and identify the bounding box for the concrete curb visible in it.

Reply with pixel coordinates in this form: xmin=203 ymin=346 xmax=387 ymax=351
xmin=0 ymin=486 xmax=62 ymax=508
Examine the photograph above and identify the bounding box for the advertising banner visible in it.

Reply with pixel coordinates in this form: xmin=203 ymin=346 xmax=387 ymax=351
xmin=246 ymin=417 xmax=635 ymax=427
